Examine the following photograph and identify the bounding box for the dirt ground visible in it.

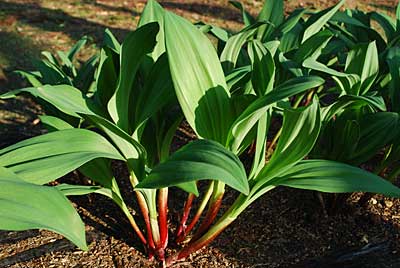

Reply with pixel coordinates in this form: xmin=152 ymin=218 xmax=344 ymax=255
xmin=1 ymin=0 xmax=400 ymax=267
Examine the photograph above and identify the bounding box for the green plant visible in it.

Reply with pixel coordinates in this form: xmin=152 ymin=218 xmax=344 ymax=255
xmin=2 ymin=1 xmax=400 ymax=267
xmin=16 ymin=36 xmax=98 ymax=93
xmin=132 ymin=7 xmax=400 ymax=264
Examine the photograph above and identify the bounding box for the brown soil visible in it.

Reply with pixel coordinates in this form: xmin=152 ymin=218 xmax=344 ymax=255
xmin=1 ymin=0 xmax=400 ymax=267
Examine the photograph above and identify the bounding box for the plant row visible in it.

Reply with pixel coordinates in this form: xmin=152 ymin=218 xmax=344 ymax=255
xmin=1 ymin=0 xmax=400 ymax=266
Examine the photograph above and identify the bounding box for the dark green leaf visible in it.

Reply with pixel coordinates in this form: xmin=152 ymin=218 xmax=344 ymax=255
xmin=108 ymin=22 xmax=159 ymax=133
xmin=0 ymin=168 xmax=87 ymax=250
xmin=0 ymin=129 xmax=124 ymax=184
xmin=137 ymin=140 xmax=249 ymax=195
xmin=165 ymin=12 xmax=232 ymax=144
xmin=275 ymin=160 xmax=400 ymax=197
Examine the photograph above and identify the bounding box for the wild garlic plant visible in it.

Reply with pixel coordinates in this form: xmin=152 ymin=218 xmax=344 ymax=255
xmin=1 ymin=1 xmax=400 ymax=267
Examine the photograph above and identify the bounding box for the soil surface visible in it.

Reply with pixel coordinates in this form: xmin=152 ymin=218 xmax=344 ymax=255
xmin=1 ymin=0 xmax=400 ymax=267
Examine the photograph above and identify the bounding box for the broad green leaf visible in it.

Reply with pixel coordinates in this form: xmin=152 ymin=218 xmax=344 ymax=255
xmin=55 ymin=184 xmax=132 ymax=221
xmin=95 ymin=48 xmax=118 ymax=108
xmin=41 ymin=51 xmax=58 ymax=66
xmin=0 ymin=85 xmax=144 ymax=165
xmin=133 ymin=54 xmax=175 ymax=132
xmin=229 ymin=1 xmax=256 ymax=26
xmin=221 ymin=22 xmax=265 ymax=72
xmin=40 ymin=117 xmax=130 ymax=219
xmin=68 ymin=36 xmax=88 ymax=61
xmin=249 ymin=113 xmax=270 ymax=179
xmin=159 ymin=115 xmax=184 ymax=162
xmin=14 ymin=70 xmax=43 ymax=87
xmin=249 ymin=40 xmax=275 ymax=96
xmin=57 ymin=50 xmax=75 ymax=76
xmin=138 ymin=0 xmax=166 ymax=62
xmin=39 ymin=115 xmax=74 ymax=131
xmin=387 ymin=47 xmax=400 ymax=113
xmin=228 ymin=76 xmax=324 ymax=152
xmin=370 ymin=11 xmax=396 ymax=42
xmin=272 ymin=8 xmax=306 ymax=38
xmin=351 ymin=112 xmax=400 ymax=164
xmin=85 ymin=114 xmax=145 ymax=160
xmin=397 ymin=2 xmax=400 ymax=22
xmin=279 ymin=22 xmax=304 ymax=52
xmin=226 ymin=65 xmax=251 ymax=93
xmin=74 ymin=54 xmax=99 ymax=93
xmin=196 ymin=22 xmax=229 ymax=42
xmin=103 ymin=29 xmax=121 ymax=53
xmin=264 ymin=40 xmax=280 ymax=56
xmin=0 ymin=85 xmax=99 ymax=118
xmin=0 ymin=168 xmax=87 ymax=250
xmin=257 ymin=0 xmax=283 ymax=40
xmin=294 ymin=30 xmax=333 ymax=63
xmin=34 ymin=59 xmax=70 ymax=85
xmin=0 ymin=129 xmax=124 ymax=184
xmin=302 ymin=0 xmax=345 ymax=43
xmin=137 ymin=140 xmax=249 ymax=195
xmin=165 ymin=12 xmax=232 ymax=144
xmin=321 ymin=94 xmax=385 ymax=124
xmin=278 ymin=52 xmax=303 ymax=77
xmin=345 ymin=42 xmax=379 ymax=95
xmin=108 ymin=22 xmax=159 ymax=133
xmin=332 ymin=120 xmax=360 ymax=161
xmin=275 ymin=160 xmax=400 ymax=197
xmin=256 ymin=98 xmax=321 ymax=184
xmin=331 ymin=11 xmax=369 ymax=28
xmin=303 ymin=57 xmax=348 ymax=77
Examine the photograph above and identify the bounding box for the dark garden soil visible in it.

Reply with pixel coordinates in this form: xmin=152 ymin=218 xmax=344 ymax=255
xmin=1 ymin=0 xmax=400 ymax=267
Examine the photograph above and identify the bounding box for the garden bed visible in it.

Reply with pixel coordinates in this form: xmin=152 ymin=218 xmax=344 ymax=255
xmin=1 ymin=0 xmax=400 ymax=267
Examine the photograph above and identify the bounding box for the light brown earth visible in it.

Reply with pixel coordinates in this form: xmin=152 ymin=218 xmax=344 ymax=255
xmin=1 ymin=0 xmax=400 ymax=267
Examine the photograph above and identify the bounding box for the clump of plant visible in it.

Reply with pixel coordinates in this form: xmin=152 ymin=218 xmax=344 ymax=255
xmin=1 ymin=0 xmax=400 ymax=267
xmin=17 ymin=36 xmax=98 ymax=93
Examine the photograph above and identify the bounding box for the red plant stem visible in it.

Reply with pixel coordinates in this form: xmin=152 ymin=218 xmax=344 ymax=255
xmin=176 ymin=182 xmax=214 ymax=243
xmin=166 ymin=215 xmax=235 ymax=266
xmin=176 ymin=193 xmax=196 ymax=238
xmin=136 ymin=191 xmax=156 ymax=259
xmin=156 ymin=188 xmax=169 ymax=261
xmin=191 ymin=193 xmax=224 ymax=241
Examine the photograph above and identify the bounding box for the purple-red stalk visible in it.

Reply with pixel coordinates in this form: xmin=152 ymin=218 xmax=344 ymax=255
xmin=191 ymin=194 xmax=223 ymax=241
xmin=166 ymin=218 xmax=232 ymax=267
xmin=176 ymin=193 xmax=195 ymax=239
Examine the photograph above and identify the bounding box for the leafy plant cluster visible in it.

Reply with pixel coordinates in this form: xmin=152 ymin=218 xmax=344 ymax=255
xmin=1 ymin=0 xmax=400 ymax=266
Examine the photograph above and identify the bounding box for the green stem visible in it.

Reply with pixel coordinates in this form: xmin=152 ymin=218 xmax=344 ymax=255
xmin=191 ymin=181 xmax=225 ymax=240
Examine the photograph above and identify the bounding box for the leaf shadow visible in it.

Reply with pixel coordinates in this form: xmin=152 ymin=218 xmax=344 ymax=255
xmin=194 ymin=85 xmax=232 ymax=144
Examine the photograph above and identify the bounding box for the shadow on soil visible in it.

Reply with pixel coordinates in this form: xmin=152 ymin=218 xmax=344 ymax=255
xmin=0 ymin=1 xmax=131 ymax=44
xmin=82 ymin=0 xmax=138 ymax=15
xmin=368 ymin=3 xmax=396 ymax=14
xmin=0 ymin=238 xmax=75 ymax=268
xmin=212 ymin=187 xmax=400 ymax=268
xmin=160 ymin=1 xmax=242 ymax=22
xmin=0 ymin=0 xmax=135 ymax=147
